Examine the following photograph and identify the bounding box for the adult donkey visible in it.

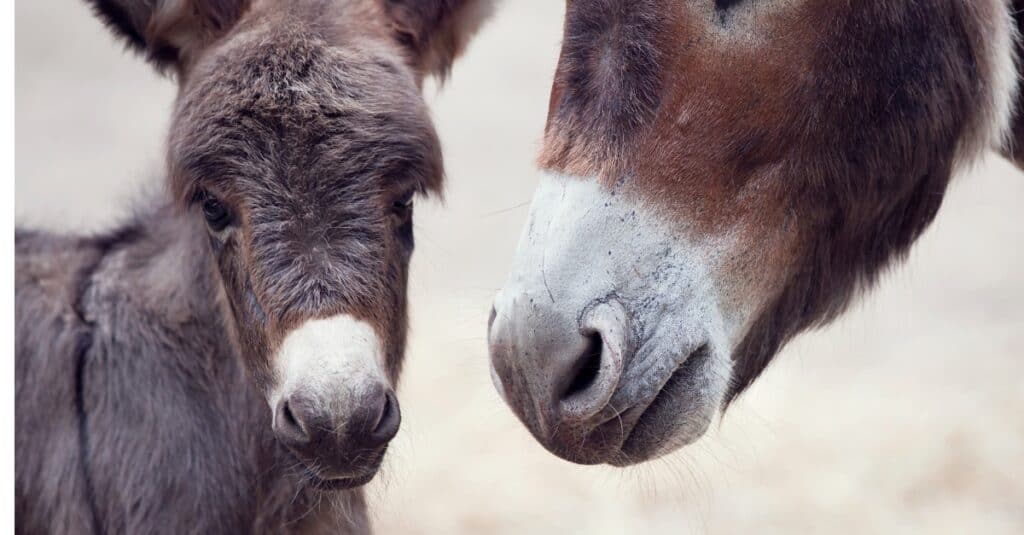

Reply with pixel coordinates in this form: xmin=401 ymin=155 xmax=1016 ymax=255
xmin=489 ymin=1 xmax=1021 ymax=466
xmin=16 ymin=0 xmax=489 ymax=532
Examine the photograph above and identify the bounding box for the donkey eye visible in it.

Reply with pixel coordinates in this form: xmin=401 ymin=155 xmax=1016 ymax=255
xmin=201 ymin=194 xmax=232 ymax=231
xmin=391 ymin=192 xmax=414 ymax=222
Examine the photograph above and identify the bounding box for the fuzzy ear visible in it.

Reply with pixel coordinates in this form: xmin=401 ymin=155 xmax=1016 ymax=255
xmin=381 ymin=0 xmax=495 ymax=79
xmin=84 ymin=0 xmax=249 ymax=70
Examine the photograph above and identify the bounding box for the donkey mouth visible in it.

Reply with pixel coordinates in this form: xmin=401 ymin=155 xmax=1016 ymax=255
xmin=291 ymin=450 xmax=387 ymax=491
xmin=305 ymin=469 xmax=377 ymax=491
xmin=614 ymin=344 xmax=714 ymax=465
xmin=547 ymin=343 xmax=715 ymax=466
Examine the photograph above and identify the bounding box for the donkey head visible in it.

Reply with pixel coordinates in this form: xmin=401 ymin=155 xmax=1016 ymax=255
xmin=488 ymin=1 xmax=1017 ymax=466
xmin=88 ymin=0 xmax=490 ymax=488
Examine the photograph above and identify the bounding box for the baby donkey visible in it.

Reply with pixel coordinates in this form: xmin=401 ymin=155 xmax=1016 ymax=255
xmin=16 ymin=0 xmax=490 ymax=532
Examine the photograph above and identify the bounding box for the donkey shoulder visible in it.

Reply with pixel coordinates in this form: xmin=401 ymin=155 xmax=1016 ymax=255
xmin=15 ymin=228 xmax=107 ymax=534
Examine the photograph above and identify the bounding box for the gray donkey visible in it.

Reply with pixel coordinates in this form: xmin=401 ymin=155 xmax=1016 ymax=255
xmin=16 ymin=0 xmax=491 ymax=532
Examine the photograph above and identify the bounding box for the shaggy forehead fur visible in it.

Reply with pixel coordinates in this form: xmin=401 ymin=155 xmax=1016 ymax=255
xmin=170 ymin=18 xmax=443 ymax=202
xmin=541 ymin=0 xmax=1016 ymax=401
xmin=168 ymin=18 xmax=441 ymax=325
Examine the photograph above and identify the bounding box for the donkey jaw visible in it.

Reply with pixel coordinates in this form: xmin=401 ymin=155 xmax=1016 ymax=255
xmin=488 ymin=172 xmax=743 ymax=465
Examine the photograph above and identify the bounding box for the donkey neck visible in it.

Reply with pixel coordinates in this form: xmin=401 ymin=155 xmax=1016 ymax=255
xmin=74 ymin=198 xmax=364 ymax=530
xmin=87 ymin=201 xmax=217 ymax=313
xmin=82 ymin=200 xmax=239 ymax=376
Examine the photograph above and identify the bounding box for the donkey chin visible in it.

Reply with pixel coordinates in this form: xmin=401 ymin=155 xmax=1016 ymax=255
xmin=489 ymin=173 xmax=741 ymax=466
xmin=268 ymin=315 xmax=401 ymax=489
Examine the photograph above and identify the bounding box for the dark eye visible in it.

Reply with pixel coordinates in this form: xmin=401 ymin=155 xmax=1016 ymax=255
xmin=392 ymin=192 xmax=414 ymax=223
xmin=201 ymin=193 xmax=232 ymax=232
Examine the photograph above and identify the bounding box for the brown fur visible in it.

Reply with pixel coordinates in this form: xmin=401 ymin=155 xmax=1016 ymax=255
xmin=539 ymin=0 xmax=1016 ymax=402
xmin=382 ymin=0 xmax=495 ymax=78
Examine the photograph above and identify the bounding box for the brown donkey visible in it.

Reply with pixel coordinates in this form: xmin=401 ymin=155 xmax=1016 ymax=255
xmin=489 ymin=1 xmax=1022 ymax=466
xmin=16 ymin=0 xmax=489 ymax=532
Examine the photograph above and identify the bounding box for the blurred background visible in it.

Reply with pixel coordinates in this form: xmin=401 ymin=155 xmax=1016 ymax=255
xmin=15 ymin=1 xmax=1024 ymax=533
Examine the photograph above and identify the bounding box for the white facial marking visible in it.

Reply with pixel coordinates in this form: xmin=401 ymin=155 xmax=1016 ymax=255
xmin=270 ymin=315 xmax=387 ymax=411
xmin=491 ymin=172 xmax=752 ymax=447
xmin=496 ymin=170 xmax=749 ymax=345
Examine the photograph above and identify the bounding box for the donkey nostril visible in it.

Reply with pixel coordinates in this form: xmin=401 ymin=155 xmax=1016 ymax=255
xmin=282 ymin=402 xmax=299 ymax=428
xmin=562 ymin=333 xmax=604 ymax=399
xmin=370 ymin=390 xmax=401 ymax=444
xmin=274 ymin=399 xmax=311 ymax=447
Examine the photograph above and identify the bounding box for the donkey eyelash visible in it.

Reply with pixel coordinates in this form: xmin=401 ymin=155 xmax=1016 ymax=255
xmin=392 ymin=190 xmax=416 ymax=211
xmin=195 ymin=190 xmax=234 ymax=232
xmin=394 ymin=196 xmax=414 ymax=209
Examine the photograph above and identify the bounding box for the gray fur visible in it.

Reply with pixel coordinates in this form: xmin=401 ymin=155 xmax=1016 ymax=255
xmin=17 ymin=0 xmax=493 ymax=532
xmin=16 ymin=210 xmax=370 ymax=534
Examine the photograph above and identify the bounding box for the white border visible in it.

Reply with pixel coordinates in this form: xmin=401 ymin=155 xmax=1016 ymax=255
xmin=4 ymin=0 xmax=17 ymax=526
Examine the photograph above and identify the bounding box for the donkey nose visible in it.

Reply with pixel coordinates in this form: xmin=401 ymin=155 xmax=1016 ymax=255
xmin=357 ymin=387 xmax=401 ymax=449
xmin=273 ymin=395 xmax=319 ymax=448
xmin=489 ymin=296 xmax=628 ymax=436
xmin=273 ymin=384 xmax=401 ymax=451
xmin=556 ymin=330 xmax=621 ymax=420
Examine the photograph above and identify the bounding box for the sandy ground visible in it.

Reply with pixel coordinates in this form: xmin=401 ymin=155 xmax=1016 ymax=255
xmin=16 ymin=1 xmax=1024 ymax=533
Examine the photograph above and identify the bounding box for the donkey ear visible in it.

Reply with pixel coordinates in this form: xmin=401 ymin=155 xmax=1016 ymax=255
xmin=381 ymin=0 xmax=495 ymax=79
xmin=85 ymin=0 xmax=249 ymax=70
